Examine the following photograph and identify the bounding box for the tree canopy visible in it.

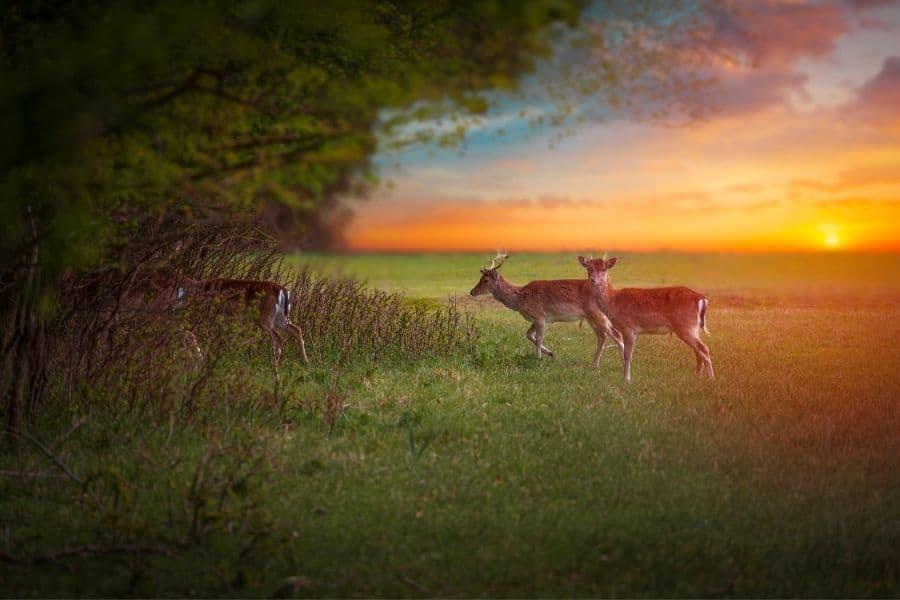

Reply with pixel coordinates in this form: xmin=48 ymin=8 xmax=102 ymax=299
xmin=2 ymin=1 xmax=591 ymax=285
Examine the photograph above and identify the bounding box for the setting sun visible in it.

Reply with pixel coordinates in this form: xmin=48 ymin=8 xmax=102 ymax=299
xmin=818 ymin=223 xmax=844 ymax=250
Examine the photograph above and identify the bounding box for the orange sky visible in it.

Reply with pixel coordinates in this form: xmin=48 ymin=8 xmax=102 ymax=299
xmin=344 ymin=1 xmax=900 ymax=253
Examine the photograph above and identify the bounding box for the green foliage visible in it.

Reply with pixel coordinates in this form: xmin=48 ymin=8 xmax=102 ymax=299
xmin=0 ymin=0 xmax=588 ymax=286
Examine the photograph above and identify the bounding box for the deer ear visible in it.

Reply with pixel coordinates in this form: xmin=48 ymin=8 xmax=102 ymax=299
xmin=577 ymin=255 xmax=588 ymax=267
xmin=606 ymin=257 xmax=618 ymax=269
xmin=479 ymin=268 xmax=488 ymax=275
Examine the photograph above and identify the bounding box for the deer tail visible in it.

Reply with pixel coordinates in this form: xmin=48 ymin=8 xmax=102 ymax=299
xmin=698 ymin=298 xmax=710 ymax=335
xmin=274 ymin=288 xmax=289 ymax=325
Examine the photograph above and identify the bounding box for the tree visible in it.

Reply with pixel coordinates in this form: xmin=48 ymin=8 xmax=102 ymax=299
xmin=1 ymin=0 xmax=722 ymax=438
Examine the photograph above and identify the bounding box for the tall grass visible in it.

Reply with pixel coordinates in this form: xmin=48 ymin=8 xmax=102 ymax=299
xmin=290 ymin=268 xmax=478 ymax=364
xmin=54 ymin=227 xmax=474 ymax=406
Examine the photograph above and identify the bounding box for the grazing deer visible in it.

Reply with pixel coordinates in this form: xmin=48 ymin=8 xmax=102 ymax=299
xmin=85 ymin=269 xmax=203 ymax=360
xmin=469 ymin=253 xmax=623 ymax=366
xmin=190 ymin=278 xmax=309 ymax=365
xmin=577 ymin=256 xmax=713 ymax=381
xmin=145 ymin=271 xmax=205 ymax=360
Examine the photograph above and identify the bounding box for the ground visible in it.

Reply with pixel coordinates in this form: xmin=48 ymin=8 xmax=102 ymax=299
xmin=2 ymin=252 xmax=899 ymax=597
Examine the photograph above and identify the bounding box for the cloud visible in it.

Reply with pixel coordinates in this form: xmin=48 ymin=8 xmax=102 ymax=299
xmin=725 ymin=183 xmax=765 ymax=194
xmin=845 ymin=0 xmax=896 ymax=11
xmin=682 ymin=1 xmax=854 ymax=119
xmin=849 ymin=56 xmax=900 ymax=126
xmin=790 ymin=178 xmax=835 ymax=192
xmin=537 ymin=195 xmax=578 ymax=209
xmin=814 ymin=195 xmax=900 ymax=208
xmin=711 ymin=68 xmax=810 ymax=116
xmin=858 ymin=16 xmax=893 ymax=31
xmin=837 ymin=163 xmax=900 ymax=187
xmin=790 ymin=164 xmax=900 ymax=192
xmin=708 ymin=2 xmax=850 ymax=69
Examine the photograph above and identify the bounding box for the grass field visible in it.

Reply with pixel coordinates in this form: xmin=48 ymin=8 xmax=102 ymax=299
xmin=2 ymin=252 xmax=900 ymax=597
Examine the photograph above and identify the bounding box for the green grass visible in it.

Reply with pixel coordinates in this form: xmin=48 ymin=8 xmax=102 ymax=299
xmin=3 ymin=252 xmax=900 ymax=597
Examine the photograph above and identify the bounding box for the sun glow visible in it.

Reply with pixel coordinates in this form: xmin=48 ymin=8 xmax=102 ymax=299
xmin=818 ymin=223 xmax=843 ymax=250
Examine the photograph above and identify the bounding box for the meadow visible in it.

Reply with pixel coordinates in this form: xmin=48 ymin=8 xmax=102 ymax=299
xmin=2 ymin=252 xmax=899 ymax=597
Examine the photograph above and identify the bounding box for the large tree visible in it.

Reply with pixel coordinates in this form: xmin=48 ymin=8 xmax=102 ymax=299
xmin=1 ymin=0 xmax=719 ymax=437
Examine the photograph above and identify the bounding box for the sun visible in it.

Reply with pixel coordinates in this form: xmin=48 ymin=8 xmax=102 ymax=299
xmin=816 ymin=223 xmax=843 ymax=250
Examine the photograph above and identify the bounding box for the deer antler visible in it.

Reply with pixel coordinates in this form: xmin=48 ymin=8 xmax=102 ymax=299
xmin=486 ymin=252 xmax=509 ymax=271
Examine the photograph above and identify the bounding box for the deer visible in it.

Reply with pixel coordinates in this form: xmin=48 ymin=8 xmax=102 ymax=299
xmin=469 ymin=253 xmax=624 ymax=367
xmin=577 ymin=255 xmax=713 ymax=382
xmin=79 ymin=269 xmax=204 ymax=361
xmin=144 ymin=271 xmax=205 ymax=360
xmin=186 ymin=277 xmax=309 ymax=366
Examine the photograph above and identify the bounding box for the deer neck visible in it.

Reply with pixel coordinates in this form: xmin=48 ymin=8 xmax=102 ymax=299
xmin=491 ymin=275 xmax=524 ymax=311
xmin=592 ymin=278 xmax=616 ymax=314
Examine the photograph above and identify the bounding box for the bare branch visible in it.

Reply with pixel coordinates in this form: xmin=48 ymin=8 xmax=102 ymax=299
xmin=10 ymin=431 xmax=84 ymax=487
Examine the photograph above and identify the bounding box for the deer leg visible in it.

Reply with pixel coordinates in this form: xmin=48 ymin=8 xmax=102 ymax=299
xmin=675 ymin=328 xmax=714 ymax=380
xmin=586 ymin=312 xmax=607 ymax=369
xmin=698 ymin=339 xmax=714 ymax=380
xmin=271 ymin=327 xmax=285 ymax=358
xmin=533 ymin=320 xmax=552 ymax=359
xmin=526 ymin=323 xmax=553 ymax=357
xmin=258 ymin=312 xmax=285 ymax=358
xmin=263 ymin=325 xmax=284 ymax=383
xmin=592 ymin=328 xmax=606 ymax=369
xmin=285 ymin=321 xmax=309 ymax=364
xmin=607 ymin=322 xmax=625 ymax=356
xmin=622 ymin=330 xmax=636 ymax=382
xmin=182 ymin=329 xmax=203 ymax=362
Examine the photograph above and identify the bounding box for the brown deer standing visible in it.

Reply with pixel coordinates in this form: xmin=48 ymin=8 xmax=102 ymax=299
xmin=577 ymin=256 xmax=713 ymax=381
xmin=469 ymin=253 xmax=623 ymax=367
xmin=189 ymin=278 xmax=309 ymax=365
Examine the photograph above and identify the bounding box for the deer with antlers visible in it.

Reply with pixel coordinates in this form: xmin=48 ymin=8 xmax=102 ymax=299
xmin=578 ymin=256 xmax=713 ymax=381
xmin=469 ymin=253 xmax=623 ymax=366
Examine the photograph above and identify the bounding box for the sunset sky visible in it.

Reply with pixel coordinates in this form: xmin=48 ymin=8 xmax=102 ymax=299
xmin=345 ymin=0 xmax=900 ymax=252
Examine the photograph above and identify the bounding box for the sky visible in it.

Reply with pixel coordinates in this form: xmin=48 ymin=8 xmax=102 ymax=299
xmin=344 ymin=0 xmax=900 ymax=253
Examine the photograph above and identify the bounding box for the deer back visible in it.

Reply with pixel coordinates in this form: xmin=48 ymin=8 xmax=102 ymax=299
xmin=609 ymin=286 xmax=705 ymax=332
xmin=518 ymin=279 xmax=596 ymax=321
xmin=198 ymin=279 xmax=285 ymax=324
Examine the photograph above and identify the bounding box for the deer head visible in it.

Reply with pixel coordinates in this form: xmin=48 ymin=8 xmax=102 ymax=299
xmin=469 ymin=253 xmax=509 ymax=296
xmin=578 ymin=255 xmax=618 ymax=288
